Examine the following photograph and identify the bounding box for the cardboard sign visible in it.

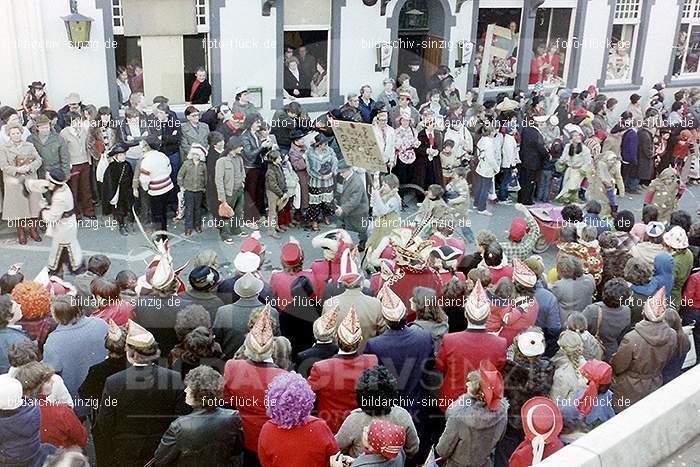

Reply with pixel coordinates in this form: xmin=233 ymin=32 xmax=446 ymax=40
xmin=333 ymin=120 xmax=386 ymax=172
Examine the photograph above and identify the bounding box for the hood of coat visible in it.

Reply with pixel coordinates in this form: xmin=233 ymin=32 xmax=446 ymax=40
xmin=446 ymin=395 xmax=509 ymax=429
xmin=634 ymin=320 xmax=676 ymax=347
xmin=0 ymin=403 xmax=40 ymax=458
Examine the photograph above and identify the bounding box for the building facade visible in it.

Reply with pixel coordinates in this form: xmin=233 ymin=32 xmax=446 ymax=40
xmin=0 ymin=0 xmax=694 ymax=117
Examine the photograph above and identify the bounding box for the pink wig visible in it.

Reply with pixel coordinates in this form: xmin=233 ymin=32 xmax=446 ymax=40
xmin=265 ymin=372 xmax=315 ymax=429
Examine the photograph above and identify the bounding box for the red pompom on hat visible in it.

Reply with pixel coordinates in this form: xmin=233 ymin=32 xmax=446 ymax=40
xmin=509 ymin=218 xmax=530 ymax=242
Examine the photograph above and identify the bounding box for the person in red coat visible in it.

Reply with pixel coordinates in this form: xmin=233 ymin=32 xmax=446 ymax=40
xmin=14 ymin=361 xmax=87 ymax=449
xmin=90 ymin=278 xmax=135 ymax=326
xmin=270 ymin=238 xmax=312 ymax=312
xmin=488 ymin=258 xmax=540 ymax=347
xmin=223 ymin=304 xmax=287 ymax=465
xmin=309 ymin=229 xmax=354 ymax=298
xmin=509 ymin=396 xmax=564 ymax=467
xmin=308 ymin=307 xmax=378 ymax=433
xmin=436 ymin=280 xmax=508 ymax=412
xmin=258 ymin=372 xmax=339 ymax=466
xmin=386 ymin=227 xmax=443 ymax=321
xmin=484 ymin=242 xmax=514 ymax=285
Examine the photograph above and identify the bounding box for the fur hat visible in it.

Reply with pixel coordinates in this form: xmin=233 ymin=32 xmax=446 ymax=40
xmin=337 ymin=305 xmax=362 ymax=347
xmin=379 ymin=284 xmax=406 ymax=322
xmin=313 ymin=304 xmax=338 ymax=341
xmin=312 ymin=229 xmax=353 ymax=261
xmin=265 ymin=372 xmax=315 ymax=429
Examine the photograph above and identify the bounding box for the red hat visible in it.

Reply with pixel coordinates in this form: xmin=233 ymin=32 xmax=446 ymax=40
xmin=281 ymin=237 xmax=303 ymax=267
xmin=232 ymin=112 xmax=245 ymax=122
xmin=240 ymin=232 xmax=265 ymax=256
xmin=521 ymin=396 xmax=563 ymax=442
xmin=367 ymin=420 xmax=406 ymax=459
xmin=595 ymin=130 xmax=607 ymax=141
xmin=587 ymin=84 xmax=598 ymax=94
xmin=479 ymin=360 xmax=504 ymax=412
xmin=577 ymin=360 xmax=612 ymax=417
xmin=509 ymin=218 xmax=530 ymax=242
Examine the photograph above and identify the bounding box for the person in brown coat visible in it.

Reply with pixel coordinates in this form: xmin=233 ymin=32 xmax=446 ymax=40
xmin=611 ymin=286 xmax=676 ymax=413
xmin=264 ymin=150 xmax=288 ymax=239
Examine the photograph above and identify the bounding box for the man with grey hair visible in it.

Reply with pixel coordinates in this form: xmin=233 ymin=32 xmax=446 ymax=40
xmin=338 ymin=93 xmax=363 ymax=122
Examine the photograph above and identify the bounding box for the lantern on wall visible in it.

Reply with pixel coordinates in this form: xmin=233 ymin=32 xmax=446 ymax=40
xmin=62 ymin=0 xmax=94 ymax=48
xmin=375 ymin=42 xmax=393 ymax=72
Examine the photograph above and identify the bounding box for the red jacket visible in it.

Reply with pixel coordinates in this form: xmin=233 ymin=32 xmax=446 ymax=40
xmin=308 ymin=354 xmax=378 ymax=433
xmin=310 ymin=259 xmax=343 ymax=298
xmin=270 ymin=270 xmax=313 ymax=311
xmin=487 ymin=298 xmax=540 ymax=347
xmin=91 ymin=301 xmax=135 ymax=326
xmin=391 ymin=266 xmax=443 ymax=321
xmin=39 ymin=400 xmax=87 ymax=448
xmin=683 ymin=270 xmax=700 ymax=309
xmin=489 ymin=265 xmax=514 ymax=285
xmin=369 ymin=273 xmax=384 ymax=295
xmin=436 ymin=330 xmax=508 ymax=412
xmin=437 ymin=271 xmax=466 ymax=288
xmin=258 ymin=416 xmax=338 ymax=467
xmin=509 ymin=437 xmax=564 ymax=467
xmin=223 ymin=360 xmax=287 ymax=452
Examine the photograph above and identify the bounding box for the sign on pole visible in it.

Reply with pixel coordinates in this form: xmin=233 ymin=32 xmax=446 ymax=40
xmin=333 ymin=120 xmax=386 ymax=172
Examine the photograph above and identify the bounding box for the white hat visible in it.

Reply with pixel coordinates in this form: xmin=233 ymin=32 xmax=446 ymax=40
xmin=533 ymin=115 xmax=548 ymax=123
xmin=645 ymin=221 xmax=665 ymax=239
xmin=234 ymin=86 xmax=249 ymax=97
xmin=234 ymin=272 xmax=264 ymax=299
xmin=234 ymin=251 xmax=261 ymax=273
xmin=465 ymin=280 xmax=491 ymax=324
xmin=663 ymin=226 xmax=689 ymax=250
xmin=337 ymin=305 xmax=363 ymax=347
xmin=0 ymin=375 xmax=23 ymax=410
xmin=378 ymin=284 xmax=406 ymax=322
xmin=548 ymin=115 xmax=559 ymax=126
xmin=517 ymin=330 xmax=545 ymax=357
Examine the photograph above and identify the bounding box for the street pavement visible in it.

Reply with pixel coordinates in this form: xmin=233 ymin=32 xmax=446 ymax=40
xmin=0 ymin=185 xmax=698 ymax=282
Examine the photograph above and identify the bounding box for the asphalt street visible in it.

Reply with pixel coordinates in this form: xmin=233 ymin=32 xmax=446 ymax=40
xmin=0 ymin=185 xmax=697 ymax=282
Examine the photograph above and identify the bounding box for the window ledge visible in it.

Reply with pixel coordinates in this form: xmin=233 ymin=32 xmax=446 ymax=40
xmin=597 ymin=82 xmax=642 ymax=92
xmin=664 ymin=76 xmax=700 ymax=87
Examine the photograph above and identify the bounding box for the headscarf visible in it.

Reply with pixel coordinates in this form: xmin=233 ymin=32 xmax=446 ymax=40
xmin=576 ymin=360 xmax=612 ymax=416
xmin=631 ymin=252 xmax=674 ymax=299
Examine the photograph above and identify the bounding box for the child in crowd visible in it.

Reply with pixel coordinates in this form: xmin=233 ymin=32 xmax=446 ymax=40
xmin=265 ymin=150 xmax=290 ymax=239
xmin=102 ymin=146 xmax=135 ymax=236
xmin=439 ymin=139 xmax=459 ymax=185
xmin=672 ymin=129 xmax=693 ymax=172
xmin=566 ymin=312 xmax=603 ymax=361
xmin=177 ymin=144 xmax=207 ymax=236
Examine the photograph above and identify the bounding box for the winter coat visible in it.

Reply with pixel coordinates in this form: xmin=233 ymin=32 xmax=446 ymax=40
xmin=0 ymin=327 xmax=30 ymax=374
xmin=0 ymin=403 xmax=54 ymax=466
xmin=336 ymin=171 xmax=369 ymax=225
xmin=551 ymin=275 xmax=596 ymax=324
xmin=0 ymin=141 xmax=43 ymax=221
xmin=154 ymin=408 xmax=244 ymax=467
xmin=611 ymin=320 xmax=676 ymax=412
xmin=148 ymin=115 xmax=181 ymax=156
xmin=258 ymin=416 xmax=338 ymax=467
xmin=177 ymin=159 xmax=207 ymax=193
xmin=583 ymin=302 xmax=632 ymax=362
xmin=413 ymin=128 xmax=444 ymax=188
xmin=502 ymin=358 xmax=555 ymax=432
xmin=323 ymin=288 xmax=386 ymax=353
xmin=351 ymin=451 xmax=405 ymax=467
xmin=179 ymin=121 xmax=209 ymax=159
xmin=637 ymin=127 xmax=655 ymax=180
xmin=335 ymin=406 xmax=419 ymax=459
xmin=671 ymin=249 xmax=694 ymax=310
xmin=519 ymin=126 xmax=549 ymax=171
xmin=436 ymin=395 xmax=508 ymax=467
xmin=27 ymin=131 xmax=71 ymax=177
xmin=241 ymin=130 xmax=268 ymax=169
xmin=265 ymin=163 xmax=287 ymax=198
xmin=549 ymin=352 xmax=586 ymax=402
xmin=36 ymin=398 xmax=87 ymax=448
xmin=215 ymin=154 xmax=246 ymax=201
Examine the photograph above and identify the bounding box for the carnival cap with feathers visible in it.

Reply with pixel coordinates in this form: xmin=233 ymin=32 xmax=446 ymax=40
xmin=337 ymin=305 xmax=362 ymax=347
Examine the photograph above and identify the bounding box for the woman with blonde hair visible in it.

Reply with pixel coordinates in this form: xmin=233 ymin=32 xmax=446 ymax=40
xmin=549 ymin=330 xmax=587 ymax=402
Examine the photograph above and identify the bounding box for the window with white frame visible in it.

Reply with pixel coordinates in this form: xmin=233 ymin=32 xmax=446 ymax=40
xmin=196 ymin=0 xmax=210 ymax=33
xmin=283 ymin=0 xmax=332 ymax=100
xmin=672 ymin=0 xmax=700 ymax=76
xmin=606 ymin=0 xmax=642 ymax=82
xmin=112 ymin=0 xmax=124 ymax=35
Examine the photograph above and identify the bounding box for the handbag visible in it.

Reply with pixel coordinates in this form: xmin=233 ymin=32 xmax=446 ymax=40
xmin=593 ymin=305 xmax=607 ymax=358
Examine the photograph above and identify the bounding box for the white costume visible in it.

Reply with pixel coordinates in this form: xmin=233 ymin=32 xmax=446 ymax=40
xmin=139 ymin=150 xmax=173 ymax=196
xmin=41 ymin=184 xmax=83 ymax=273
xmin=373 ymin=123 xmax=396 ymax=166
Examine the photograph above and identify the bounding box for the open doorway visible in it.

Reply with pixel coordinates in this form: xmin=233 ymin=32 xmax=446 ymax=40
xmin=183 ymin=33 xmax=210 ymax=103
xmin=114 ymin=35 xmax=143 ymax=91
xmin=395 ymin=0 xmax=447 ymax=89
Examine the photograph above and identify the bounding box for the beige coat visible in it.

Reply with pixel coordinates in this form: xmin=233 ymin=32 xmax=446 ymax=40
xmin=322 ymin=288 xmax=386 ymax=352
xmin=0 ymin=142 xmax=43 ymax=220
xmin=611 ymin=320 xmax=676 ymax=413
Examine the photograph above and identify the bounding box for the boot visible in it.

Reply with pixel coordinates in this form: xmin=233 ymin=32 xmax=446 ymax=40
xmin=28 ymin=224 xmax=42 ymax=242
xmin=119 ymin=225 xmax=128 ymax=236
xmin=16 ymin=227 xmax=27 ymax=245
